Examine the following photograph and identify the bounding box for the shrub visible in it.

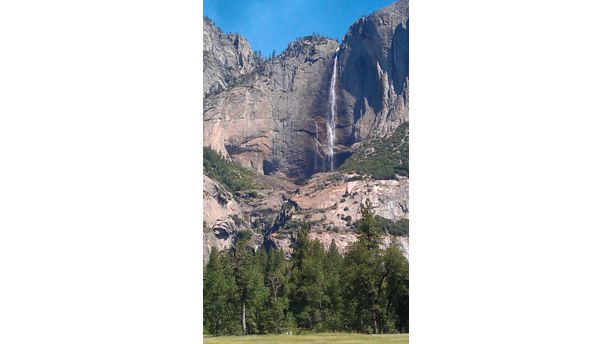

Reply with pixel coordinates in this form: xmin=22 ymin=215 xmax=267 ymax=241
xmin=229 ymin=214 xmax=246 ymax=227
xmin=338 ymin=122 xmax=408 ymax=180
xmin=353 ymin=215 xmax=408 ymax=236
xmin=236 ymin=230 xmax=253 ymax=241
xmin=203 ymin=146 xmax=260 ymax=193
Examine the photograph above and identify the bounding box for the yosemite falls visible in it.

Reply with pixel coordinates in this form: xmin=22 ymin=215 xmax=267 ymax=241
xmin=326 ymin=48 xmax=339 ymax=171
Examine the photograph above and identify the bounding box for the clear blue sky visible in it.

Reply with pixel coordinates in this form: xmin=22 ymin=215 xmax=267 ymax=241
xmin=204 ymin=0 xmax=395 ymax=57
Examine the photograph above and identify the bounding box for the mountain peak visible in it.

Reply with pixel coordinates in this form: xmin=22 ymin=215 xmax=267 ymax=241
xmin=280 ymin=35 xmax=339 ymax=60
xmin=203 ymin=17 xmax=261 ymax=96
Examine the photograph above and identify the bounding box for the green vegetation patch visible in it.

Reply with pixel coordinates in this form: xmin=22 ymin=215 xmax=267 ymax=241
xmin=204 ymin=203 xmax=408 ymax=337
xmin=354 ymin=216 xmax=409 ymax=237
xmin=339 ymin=123 xmax=408 ymax=180
xmin=203 ymin=146 xmax=260 ymax=193
xmin=204 ymin=333 xmax=408 ymax=344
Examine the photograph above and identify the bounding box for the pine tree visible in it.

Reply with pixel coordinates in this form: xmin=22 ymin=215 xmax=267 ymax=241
xmin=289 ymin=224 xmax=329 ymax=331
xmin=341 ymin=199 xmax=388 ymax=333
xmin=323 ymin=239 xmax=344 ymax=330
xmin=357 ymin=199 xmax=382 ymax=250
xmin=253 ymin=247 xmax=269 ymax=333
xmin=341 ymin=241 xmax=380 ymax=333
xmin=263 ymin=249 xmax=292 ymax=333
xmin=383 ymin=242 xmax=409 ymax=332
xmin=233 ymin=240 xmax=268 ymax=334
xmin=255 ymin=246 xmax=268 ymax=272
xmin=203 ymin=248 xmax=240 ymax=335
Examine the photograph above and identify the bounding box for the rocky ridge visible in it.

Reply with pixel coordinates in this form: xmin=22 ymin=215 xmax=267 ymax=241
xmin=203 ymin=17 xmax=262 ymax=97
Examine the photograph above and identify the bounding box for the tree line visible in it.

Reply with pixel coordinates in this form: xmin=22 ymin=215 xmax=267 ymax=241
xmin=203 ymin=201 xmax=409 ymax=336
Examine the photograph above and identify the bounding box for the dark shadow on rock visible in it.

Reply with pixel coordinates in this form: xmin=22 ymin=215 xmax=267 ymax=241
xmin=390 ymin=22 xmax=408 ymax=94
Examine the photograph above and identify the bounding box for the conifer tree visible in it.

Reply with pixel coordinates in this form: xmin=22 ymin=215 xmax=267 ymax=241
xmin=233 ymin=240 xmax=267 ymax=334
xmin=357 ymin=199 xmax=382 ymax=250
xmin=383 ymin=242 xmax=409 ymax=332
xmin=203 ymin=248 xmax=240 ymax=335
xmin=341 ymin=241 xmax=380 ymax=333
xmin=263 ymin=249 xmax=292 ymax=333
xmin=323 ymin=239 xmax=344 ymax=330
xmin=253 ymin=247 xmax=269 ymax=333
xmin=289 ymin=224 xmax=329 ymax=330
xmin=341 ymin=199 xmax=388 ymax=333
xmin=255 ymin=246 xmax=267 ymax=272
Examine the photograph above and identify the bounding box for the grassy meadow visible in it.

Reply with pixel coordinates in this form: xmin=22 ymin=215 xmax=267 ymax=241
xmin=204 ymin=333 xmax=408 ymax=344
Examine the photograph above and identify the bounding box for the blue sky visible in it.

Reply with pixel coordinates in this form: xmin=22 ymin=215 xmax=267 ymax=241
xmin=204 ymin=0 xmax=395 ymax=57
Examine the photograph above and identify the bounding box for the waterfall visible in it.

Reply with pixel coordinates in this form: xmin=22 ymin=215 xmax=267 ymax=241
xmin=326 ymin=48 xmax=339 ymax=170
xmin=314 ymin=120 xmax=319 ymax=171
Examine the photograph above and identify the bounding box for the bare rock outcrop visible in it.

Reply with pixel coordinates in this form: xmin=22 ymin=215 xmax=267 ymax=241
xmin=203 ymin=17 xmax=261 ymax=97
xmin=337 ymin=0 xmax=409 ymax=140
xmin=264 ymin=172 xmax=409 ymax=258
xmin=203 ymin=172 xmax=299 ymax=261
xmin=203 ymin=174 xmax=241 ymax=263
xmin=204 ymin=36 xmax=340 ymax=182
xmin=292 ymin=173 xmax=409 ymax=231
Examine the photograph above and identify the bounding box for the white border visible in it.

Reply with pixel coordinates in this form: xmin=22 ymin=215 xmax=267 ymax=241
xmin=0 ymin=0 xmax=203 ymax=343
xmin=411 ymin=0 xmax=612 ymax=343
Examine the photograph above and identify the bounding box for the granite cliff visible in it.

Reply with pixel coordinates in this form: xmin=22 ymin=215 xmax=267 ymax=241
xmin=203 ymin=0 xmax=408 ymax=262
xmin=204 ymin=0 xmax=408 ymax=182
xmin=203 ymin=17 xmax=261 ymax=97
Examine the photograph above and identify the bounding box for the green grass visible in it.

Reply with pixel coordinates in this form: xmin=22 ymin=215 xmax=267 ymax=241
xmin=204 ymin=333 xmax=408 ymax=344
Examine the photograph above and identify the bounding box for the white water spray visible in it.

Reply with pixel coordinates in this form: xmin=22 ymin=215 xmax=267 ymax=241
xmin=314 ymin=121 xmax=319 ymax=171
xmin=326 ymin=48 xmax=339 ymax=170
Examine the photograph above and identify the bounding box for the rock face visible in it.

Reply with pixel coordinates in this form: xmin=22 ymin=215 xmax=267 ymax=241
xmin=264 ymin=171 xmax=410 ymax=258
xmin=292 ymin=173 xmax=409 ymax=230
xmin=204 ymin=170 xmax=409 ymax=261
xmin=203 ymin=0 xmax=408 ymax=183
xmin=203 ymin=36 xmax=339 ymax=182
xmin=203 ymin=171 xmax=298 ymax=262
xmin=337 ymin=0 xmax=409 ymax=140
xmin=203 ymin=174 xmax=241 ymax=263
xmin=203 ymin=0 xmax=409 ymax=262
xmin=203 ymin=17 xmax=261 ymax=97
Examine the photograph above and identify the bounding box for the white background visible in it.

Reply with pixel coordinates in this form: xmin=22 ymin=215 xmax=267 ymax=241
xmin=411 ymin=0 xmax=612 ymax=343
xmin=0 ymin=0 xmax=612 ymax=343
xmin=0 ymin=0 xmax=202 ymax=343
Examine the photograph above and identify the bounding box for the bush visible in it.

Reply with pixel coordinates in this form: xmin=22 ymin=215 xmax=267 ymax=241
xmin=230 ymin=214 xmax=246 ymax=227
xmin=203 ymin=146 xmax=260 ymax=193
xmin=236 ymin=230 xmax=253 ymax=241
xmin=353 ymin=215 xmax=408 ymax=236
xmin=245 ymin=191 xmax=260 ymax=198
xmin=338 ymin=123 xmax=408 ymax=180
xmin=343 ymin=215 xmax=352 ymax=225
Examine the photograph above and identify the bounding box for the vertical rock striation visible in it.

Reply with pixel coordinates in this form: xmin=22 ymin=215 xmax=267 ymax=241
xmin=204 ymin=35 xmax=340 ymax=182
xmin=337 ymin=0 xmax=409 ymax=143
xmin=203 ymin=17 xmax=261 ymax=97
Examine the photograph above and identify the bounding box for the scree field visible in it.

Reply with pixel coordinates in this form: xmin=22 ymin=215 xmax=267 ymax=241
xmin=204 ymin=333 xmax=408 ymax=344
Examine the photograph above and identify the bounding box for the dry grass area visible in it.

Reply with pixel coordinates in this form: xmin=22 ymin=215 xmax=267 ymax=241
xmin=204 ymin=333 xmax=408 ymax=344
